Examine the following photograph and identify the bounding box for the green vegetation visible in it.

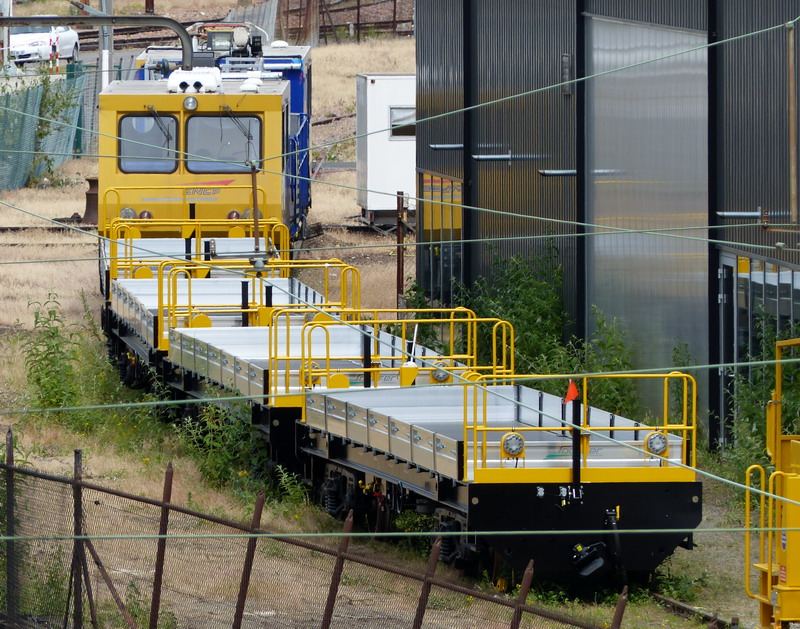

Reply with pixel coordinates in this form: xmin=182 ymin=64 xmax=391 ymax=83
xmin=393 ymin=510 xmax=437 ymax=556
xmin=30 ymin=72 xmax=81 ymax=186
xmin=17 ymin=294 xmax=304 ymax=505
xmin=452 ymin=250 xmax=638 ymax=417
xmin=711 ymin=315 xmax=800 ymax=484
xmin=174 ymin=398 xmax=267 ymax=490
xmin=23 ymin=293 xmax=81 ymax=412
xmin=124 ymin=580 xmax=177 ymax=629
xmin=20 ymin=293 xmax=174 ymax=452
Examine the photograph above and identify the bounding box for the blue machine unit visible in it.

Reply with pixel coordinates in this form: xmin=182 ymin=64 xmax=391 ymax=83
xmin=224 ymin=46 xmax=312 ymax=231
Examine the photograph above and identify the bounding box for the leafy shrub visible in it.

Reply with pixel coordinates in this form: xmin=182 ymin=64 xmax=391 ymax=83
xmin=174 ymin=399 xmax=269 ymax=489
xmin=446 ymin=249 xmax=639 ymax=418
xmin=716 ymin=314 xmax=800 ymax=483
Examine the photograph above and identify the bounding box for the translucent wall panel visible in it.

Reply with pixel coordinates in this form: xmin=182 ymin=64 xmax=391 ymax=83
xmin=586 ymin=18 xmax=708 ymax=407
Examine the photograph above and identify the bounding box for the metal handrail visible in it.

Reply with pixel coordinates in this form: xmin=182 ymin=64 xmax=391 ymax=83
xmin=264 ymin=307 xmax=512 ymax=399
xmin=464 ymin=372 xmax=698 ymax=480
xmin=107 ymin=218 xmax=290 ymax=280
xmin=745 ymin=464 xmax=769 ymax=602
xmin=101 ymin=184 xmax=269 ymax=233
xmin=150 ymin=259 xmax=361 ymax=351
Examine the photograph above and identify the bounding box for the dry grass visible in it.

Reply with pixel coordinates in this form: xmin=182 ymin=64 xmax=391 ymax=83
xmin=0 ymin=181 xmax=89 ymax=226
xmin=312 ymin=38 xmax=415 ymax=116
xmin=311 ymin=170 xmax=359 ymax=224
xmin=0 ymin=239 xmax=99 ymax=330
xmin=310 ymin=37 xmax=415 ymax=163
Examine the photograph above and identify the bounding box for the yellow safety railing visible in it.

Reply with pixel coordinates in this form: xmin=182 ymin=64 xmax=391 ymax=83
xmin=744 ymin=337 xmax=800 ymax=627
xmin=745 ymin=464 xmax=770 ymax=604
xmin=151 ymin=259 xmax=361 ymax=351
xmin=463 ymin=372 xmax=697 ymax=484
xmin=101 ymin=184 xmax=269 ymax=234
xmin=264 ymin=307 xmax=514 ymax=405
xmin=107 ymin=218 xmax=290 ymax=280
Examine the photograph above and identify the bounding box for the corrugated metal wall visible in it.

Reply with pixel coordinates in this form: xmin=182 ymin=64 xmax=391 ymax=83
xmin=714 ymin=1 xmax=800 ymax=265
xmin=415 ymin=0 xmax=463 ymax=180
xmin=585 ymin=0 xmax=706 ymax=31
xmin=468 ymin=1 xmax=577 ymax=296
xmin=416 ymin=0 xmax=579 ymax=319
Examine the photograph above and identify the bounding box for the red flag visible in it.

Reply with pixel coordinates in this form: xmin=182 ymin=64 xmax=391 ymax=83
xmin=563 ymin=379 xmax=579 ymax=404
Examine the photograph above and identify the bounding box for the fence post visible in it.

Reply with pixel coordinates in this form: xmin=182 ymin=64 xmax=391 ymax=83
xmin=73 ymin=450 xmax=84 ymax=629
xmin=411 ymin=537 xmax=442 ymax=629
xmin=509 ymin=560 xmax=534 ymax=629
xmin=79 ymin=550 xmax=99 ymax=628
xmin=5 ymin=428 xmax=18 ymax=623
xmin=396 ymin=190 xmax=405 ymax=307
xmin=149 ymin=462 xmax=173 ymax=629
xmin=86 ymin=540 xmax=138 ymax=628
xmin=609 ymin=585 xmax=628 ymax=629
xmin=320 ymin=509 xmax=354 ymax=629
xmin=232 ymin=489 xmax=265 ymax=629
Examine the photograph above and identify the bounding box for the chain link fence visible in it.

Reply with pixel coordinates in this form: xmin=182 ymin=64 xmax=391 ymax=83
xmin=1 ymin=446 xmax=622 ymax=629
xmin=0 ymin=67 xmax=86 ymax=190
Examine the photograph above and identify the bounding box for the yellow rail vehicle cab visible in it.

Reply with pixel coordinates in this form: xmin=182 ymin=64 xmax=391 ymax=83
xmin=98 ymin=68 xmax=290 ymax=238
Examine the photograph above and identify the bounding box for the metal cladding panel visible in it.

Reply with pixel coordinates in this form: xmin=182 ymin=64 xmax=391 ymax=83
xmin=416 ymin=0 xmax=464 ymax=179
xmin=586 ymin=1 xmax=707 ymax=30
xmin=714 ymin=2 xmax=800 ymax=266
xmin=468 ymin=1 xmax=579 ymax=314
xmin=585 ymin=19 xmax=709 ymax=396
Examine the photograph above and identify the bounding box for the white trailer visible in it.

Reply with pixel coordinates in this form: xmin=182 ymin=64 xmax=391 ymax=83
xmin=356 ymin=73 xmax=416 ymax=227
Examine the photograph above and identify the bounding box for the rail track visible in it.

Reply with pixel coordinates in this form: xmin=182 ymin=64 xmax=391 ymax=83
xmin=74 ymin=7 xmax=413 ymax=53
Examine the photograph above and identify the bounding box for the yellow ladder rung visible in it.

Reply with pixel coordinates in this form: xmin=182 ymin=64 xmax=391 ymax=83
xmin=753 ymin=562 xmax=780 ymax=575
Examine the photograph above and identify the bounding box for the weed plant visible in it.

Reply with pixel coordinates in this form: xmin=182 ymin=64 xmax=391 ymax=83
xmin=392 ymin=510 xmax=437 ymax=557
xmin=174 ymin=398 xmax=270 ymax=491
xmin=711 ymin=314 xmax=800 ymax=486
xmin=20 ymin=294 xmax=175 ymax=455
xmin=449 ymin=250 xmax=639 ymax=417
xmin=123 ymin=580 xmax=177 ymax=629
xmin=23 ymin=293 xmax=81 ymax=414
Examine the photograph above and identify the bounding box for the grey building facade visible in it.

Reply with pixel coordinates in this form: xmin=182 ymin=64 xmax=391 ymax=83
xmin=416 ymin=1 xmax=800 ymax=446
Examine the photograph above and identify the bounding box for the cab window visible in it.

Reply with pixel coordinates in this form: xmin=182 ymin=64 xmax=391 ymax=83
xmin=118 ymin=114 xmax=178 ymax=173
xmin=186 ymin=115 xmax=261 ymax=173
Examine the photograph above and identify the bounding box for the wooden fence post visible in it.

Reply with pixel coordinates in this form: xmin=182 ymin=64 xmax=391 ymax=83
xmin=396 ymin=190 xmax=405 ymax=307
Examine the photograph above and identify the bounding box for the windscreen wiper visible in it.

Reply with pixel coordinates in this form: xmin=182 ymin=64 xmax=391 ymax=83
xmin=146 ymin=105 xmax=173 ymax=147
xmin=221 ymin=105 xmax=254 ymax=143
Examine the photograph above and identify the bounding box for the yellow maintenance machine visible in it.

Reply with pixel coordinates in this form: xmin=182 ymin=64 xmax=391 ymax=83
xmin=746 ymin=338 xmax=800 ymax=628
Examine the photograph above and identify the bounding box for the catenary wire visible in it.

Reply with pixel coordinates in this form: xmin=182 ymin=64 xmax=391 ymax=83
xmin=2 ymin=20 xmax=798 ymax=529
